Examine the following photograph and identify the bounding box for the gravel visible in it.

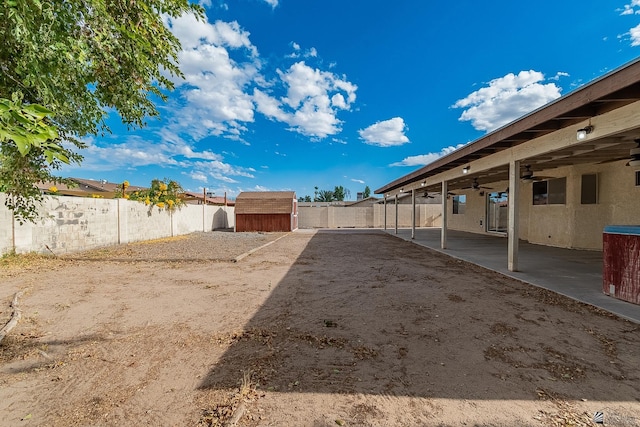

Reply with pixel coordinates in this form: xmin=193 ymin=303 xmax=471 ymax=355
xmin=63 ymin=231 xmax=289 ymax=262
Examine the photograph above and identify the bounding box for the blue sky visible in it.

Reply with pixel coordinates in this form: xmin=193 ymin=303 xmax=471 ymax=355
xmin=64 ymin=0 xmax=640 ymax=200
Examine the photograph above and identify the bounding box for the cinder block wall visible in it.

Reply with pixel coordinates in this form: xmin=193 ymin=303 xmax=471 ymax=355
xmin=298 ymin=206 xmax=329 ymax=228
xmin=0 ymin=194 xmax=14 ymax=253
xmin=0 ymin=194 xmax=235 ymax=255
xmin=298 ymin=204 xmax=443 ymax=229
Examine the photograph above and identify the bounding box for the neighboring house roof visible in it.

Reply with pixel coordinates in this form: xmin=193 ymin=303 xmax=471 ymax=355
xmin=182 ymin=191 xmax=235 ymax=206
xmin=36 ymin=178 xmax=145 ymax=197
xmin=376 ymin=57 xmax=640 ymax=196
xmin=345 ymin=197 xmax=381 ymax=207
xmin=69 ymin=178 xmax=146 ymax=193
xmin=235 ymin=191 xmax=296 ymax=214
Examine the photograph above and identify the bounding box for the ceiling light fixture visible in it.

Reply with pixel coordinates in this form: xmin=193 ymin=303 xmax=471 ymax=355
xmin=462 ymin=166 xmax=470 ymax=174
xmin=421 ymin=181 xmax=426 ymax=186
xmin=577 ymin=125 xmax=594 ymax=141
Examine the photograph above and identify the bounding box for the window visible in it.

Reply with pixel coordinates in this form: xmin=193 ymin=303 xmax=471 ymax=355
xmin=581 ymin=174 xmax=598 ymax=204
xmin=452 ymin=195 xmax=466 ymax=214
xmin=532 ymin=177 xmax=566 ymax=205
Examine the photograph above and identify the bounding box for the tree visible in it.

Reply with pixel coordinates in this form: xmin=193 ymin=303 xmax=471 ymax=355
xmin=119 ymin=178 xmax=185 ymax=210
xmin=316 ymin=190 xmax=335 ymax=202
xmin=333 ymin=185 xmax=346 ymax=201
xmin=298 ymin=195 xmax=312 ymax=202
xmin=0 ymin=0 xmax=203 ymax=223
xmin=0 ymin=98 xmax=71 ymax=223
xmin=363 ymin=185 xmax=371 ymax=199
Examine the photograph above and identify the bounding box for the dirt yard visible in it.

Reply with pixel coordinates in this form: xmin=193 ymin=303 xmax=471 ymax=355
xmin=1 ymin=229 xmax=639 ymax=427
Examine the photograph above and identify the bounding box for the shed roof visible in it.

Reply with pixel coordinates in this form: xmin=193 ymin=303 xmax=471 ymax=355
xmin=236 ymin=191 xmax=296 ymax=200
xmin=235 ymin=191 xmax=296 ymax=214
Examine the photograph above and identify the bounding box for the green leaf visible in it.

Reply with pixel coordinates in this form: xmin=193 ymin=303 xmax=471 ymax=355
xmin=23 ymin=104 xmax=54 ymax=119
xmin=11 ymin=134 xmax=30 ymax=155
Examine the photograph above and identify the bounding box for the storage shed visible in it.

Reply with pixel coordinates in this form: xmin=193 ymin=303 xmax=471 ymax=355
xmin=235 ymin=191 xmax=298 ymax=232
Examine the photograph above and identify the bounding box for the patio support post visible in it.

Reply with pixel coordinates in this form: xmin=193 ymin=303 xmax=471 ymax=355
xmin=441 ymin=180 xmax=448 ymax=249
xmin=383 ymin=196 xmax=387 ymax=230
xmin=394 ymin=194 xmax=398 ymax=234
xmin=411 ymin=188 xmax=416 ymax=239
xmin=508 ymin=160 xmax=520 ymax=271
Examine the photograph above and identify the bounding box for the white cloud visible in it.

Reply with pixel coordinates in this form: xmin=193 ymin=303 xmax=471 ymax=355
xmin=351 ymin=178 xmax=365 ymax=184
xmin=550 ymin=71 xmax=570 ymax=81
xmin=452 ymin=70 xmax=562 ymax=132
xmin=359 ymin=117 xmax=410 ymax=147
xmin=161 ymin=14 xmax=260 ymax=141
xmin=287 ymin=43 xmax=317 ymax=59
xmin=65 ymin=136 xmax=254 ymax=186
xmin=262 ymin=0 xmax=278 ymax=8
xmin=616 ymin=2 xmax=640 ymax=45
xmin=631 ymin=23 xmax=640 ymax=45
xmin=253 ymin=61 xmax=358 ymax=138
xmin=620 ymin=1 xmax=640 ymax=15
xmin=187 ymin=171 xmax=209 ymax=183
xmin=390 ymin=144 xmax=465 ymax=167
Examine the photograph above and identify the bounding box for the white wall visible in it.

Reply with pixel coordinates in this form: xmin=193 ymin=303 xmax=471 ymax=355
xmin=298 ymin=204 xmax=443 ymax=229
xmin=443 ymin=162 xmax=640 ymax=250
xmin=0 ymin=194 xmax=235 ymax=255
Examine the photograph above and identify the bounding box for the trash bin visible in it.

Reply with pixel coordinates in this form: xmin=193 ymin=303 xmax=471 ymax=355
xmin=603 ymin=225 xmax=640 ymax=305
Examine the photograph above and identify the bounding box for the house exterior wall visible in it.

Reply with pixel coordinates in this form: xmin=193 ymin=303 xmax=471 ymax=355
xmin=417 ymin=205 xmax=443 ymax=227
xmin=0 ymin=194 xmax=235 ymax=255
xmin=443 ymin=161 xmax=640 ymax=250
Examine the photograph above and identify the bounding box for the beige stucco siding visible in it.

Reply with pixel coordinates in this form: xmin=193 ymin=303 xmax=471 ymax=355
xmin=445 ymin=161 xmax=639 ymax=250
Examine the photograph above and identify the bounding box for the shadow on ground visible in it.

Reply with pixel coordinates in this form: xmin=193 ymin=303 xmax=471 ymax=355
xmin=198 ymin=229 xmax=640 ymax=403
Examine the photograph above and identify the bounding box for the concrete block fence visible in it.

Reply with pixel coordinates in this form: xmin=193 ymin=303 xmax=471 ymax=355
xmin=0 ymin=193 xmax=443 ymax=255
xmin=298 ymin=204 xmax=442 ymax=229
xmin=0 ymin=193 xmax=234 ymax=255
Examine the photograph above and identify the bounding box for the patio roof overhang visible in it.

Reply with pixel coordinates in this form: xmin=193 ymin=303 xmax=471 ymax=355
xmin=375 ymin=57 xmax=640 ymax=197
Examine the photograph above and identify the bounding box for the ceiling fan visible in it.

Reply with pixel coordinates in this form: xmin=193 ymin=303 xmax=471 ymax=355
xmin=597 ymin=138 xmax=640 ymax=165
xmin=421 ymin=191 xmax=436 ymax=199
xmin=463 ymin=178 xmax=492 ymax=191
xmin=520 ymin=165 xmax=552 ymax=182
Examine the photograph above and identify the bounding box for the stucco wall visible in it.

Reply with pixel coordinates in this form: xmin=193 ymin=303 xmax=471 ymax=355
xmin=442 ymin=162 xmax=640 ymax=250
xmin=417 ymin=205 xmax=443 ymax=227
xmin=0 ymin=194 xmax=235 ymax=255
xmin=374 ymin=204 xmax=443 ymax=228
xmin=297 ymin=204 xmax=442 ymax=229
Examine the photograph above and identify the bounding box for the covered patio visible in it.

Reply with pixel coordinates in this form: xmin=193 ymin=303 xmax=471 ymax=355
xmin=386 ymin=227 xmax=640 ymax=323
xmin=376 ymin=58 xmax=640 ymax=313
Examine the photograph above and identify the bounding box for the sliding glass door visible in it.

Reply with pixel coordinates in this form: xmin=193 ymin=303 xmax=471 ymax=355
xmin=486 ymin=192 xmax=508 ymax=233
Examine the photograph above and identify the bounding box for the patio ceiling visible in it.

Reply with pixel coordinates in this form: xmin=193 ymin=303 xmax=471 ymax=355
xmin=376 ymin=58 xmax=640 ymax=196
